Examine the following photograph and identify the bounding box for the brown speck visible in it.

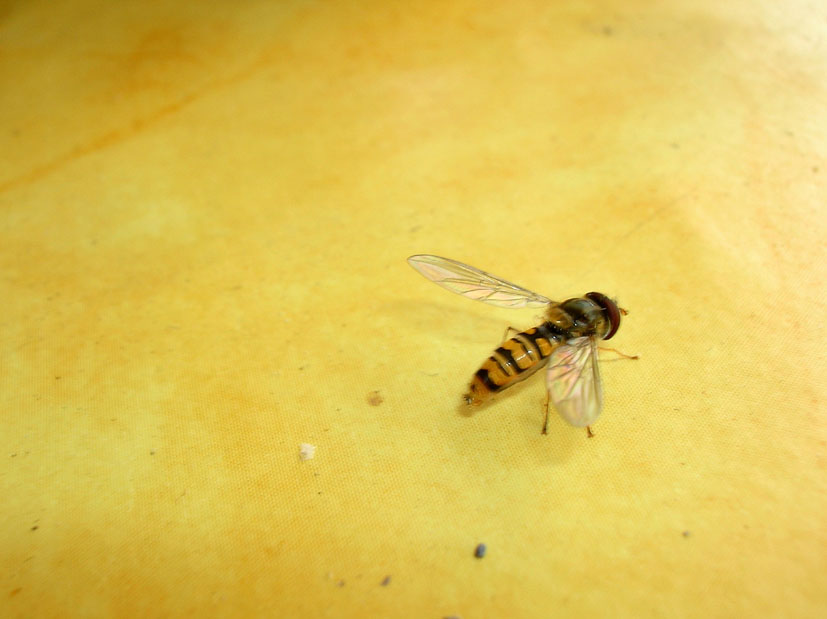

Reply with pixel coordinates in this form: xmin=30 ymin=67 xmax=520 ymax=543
xmin=602 ymin=25 xmax=614 ymax=36
xmin=54 ymin=376 xmax=61 ymax=380
xmin=150 ymin=450 xmax=156 ymax=455
xmin=682 ymin=530 xmax=691 ymax=538
xmin=381 ymin=575 xmax=391 ymax=586
xmin=367 ymin=390 xmax=383 ymax=406
xmin=337 ymin=580 xmax=345 ymax=587
xmin=474 ymin=543 xmax=486 ymax=558
xmin=9 ymin=588 xmax=22 ymax=598
xmin=30 ymin=526 xmax=38 ymax=531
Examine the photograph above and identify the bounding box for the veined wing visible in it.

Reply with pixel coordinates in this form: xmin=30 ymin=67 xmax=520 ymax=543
xmin=546 ymin=336 xmax=603 ymax=427
xmin=407 ymin=254 xmax=553 ymax=309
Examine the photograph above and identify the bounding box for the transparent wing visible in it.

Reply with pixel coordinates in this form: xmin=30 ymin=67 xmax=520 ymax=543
xmin=407 ymin=254 xmax=553 ymax=309
xmin=546 ymin=336 xmax=603 ymax=427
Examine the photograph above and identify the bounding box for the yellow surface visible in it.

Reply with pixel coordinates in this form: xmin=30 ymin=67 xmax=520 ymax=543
xmin=2 ymin=1 xmax=825 ymax=617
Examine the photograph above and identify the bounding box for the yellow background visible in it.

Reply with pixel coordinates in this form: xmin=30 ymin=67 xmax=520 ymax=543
xmin=2 ymin=1 xmax=825 ymax=617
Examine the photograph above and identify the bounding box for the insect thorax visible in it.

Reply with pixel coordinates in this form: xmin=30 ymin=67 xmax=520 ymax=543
xmin=546 ymin=297 xmax=611 ymax=340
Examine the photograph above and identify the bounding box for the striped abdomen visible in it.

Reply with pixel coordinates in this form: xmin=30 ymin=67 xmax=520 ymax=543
xmin=464 ymin=322 xmax=565 ymax=405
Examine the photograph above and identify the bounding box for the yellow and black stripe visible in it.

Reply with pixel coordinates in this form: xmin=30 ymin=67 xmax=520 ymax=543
xmin=464 ymin=322 xmax=566 ymax=405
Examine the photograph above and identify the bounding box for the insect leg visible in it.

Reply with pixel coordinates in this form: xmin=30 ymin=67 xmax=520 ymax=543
xmin=542 ymin=391 xmax=551 ymax=435
xmin=586 ymin=426 xmax=595 ymax=438
xmin=598 ymin=346 xmax=639 ymax=360
xmin=501 ymin=325 xmax=521 ymax=343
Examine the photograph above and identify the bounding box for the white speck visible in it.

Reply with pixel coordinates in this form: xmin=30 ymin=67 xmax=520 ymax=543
xmin=299 ymin=443 xmax=316 ymax=460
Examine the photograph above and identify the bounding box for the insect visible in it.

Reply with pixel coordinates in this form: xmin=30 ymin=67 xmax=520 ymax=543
xmin=408 ymin=254 xmax=630 ymax=434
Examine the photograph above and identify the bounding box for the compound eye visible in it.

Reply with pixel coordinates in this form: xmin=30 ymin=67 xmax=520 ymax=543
xmin=585 ymin=292 xmax=620 ymax=340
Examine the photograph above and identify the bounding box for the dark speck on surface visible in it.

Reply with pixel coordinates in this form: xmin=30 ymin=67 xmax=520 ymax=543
xmin=474 ymin=543 xmax=486 ymax=558
xmin=381 ymin=575 xmax=391 ymax=586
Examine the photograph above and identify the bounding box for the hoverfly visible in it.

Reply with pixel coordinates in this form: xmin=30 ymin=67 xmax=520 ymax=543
xmin=408 ymin=254 xmax=629 ymax=435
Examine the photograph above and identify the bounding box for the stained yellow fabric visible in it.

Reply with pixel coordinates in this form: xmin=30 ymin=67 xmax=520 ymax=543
xmin=2 ymin=1 xmax=825 ymax=617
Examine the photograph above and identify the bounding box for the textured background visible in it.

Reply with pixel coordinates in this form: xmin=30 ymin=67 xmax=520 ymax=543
xmin=2 ymin=1 xmax=825 ymax=617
